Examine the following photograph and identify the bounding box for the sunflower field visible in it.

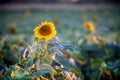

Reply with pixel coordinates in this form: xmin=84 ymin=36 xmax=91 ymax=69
xmin=0 ymin=5 xmax=120 ymax=80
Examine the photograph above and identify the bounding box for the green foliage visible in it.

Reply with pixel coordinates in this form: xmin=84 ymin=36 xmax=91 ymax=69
xmin=4 ymin=66 xmax=30 ymax=80
xmin=32 ymin=69 xmax=55 ymax=77
xmin=0 ymin=8 xmax=120 ymax=80
xmin=90 ymin=59 xmax=104 ymax=70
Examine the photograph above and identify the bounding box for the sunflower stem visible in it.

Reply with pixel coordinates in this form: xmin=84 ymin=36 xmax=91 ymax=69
xmin=35 ymin=38 xmax=48 ymax=58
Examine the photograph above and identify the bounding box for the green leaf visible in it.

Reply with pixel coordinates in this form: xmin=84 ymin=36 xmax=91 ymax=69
xmin=4 ymin=66 xmax=15 ymax=79
xmin=31 ymin=69 xmax=53 ymax=77
xmin=26 ymin=60 xmax=33 ymax=68
xmin=115 ymin=60 xmax=120 ymax=69
xmin=90 ymin=59 xmax=104 ymax=70
xmin=18 ymin=59 xmax=28 ymax=68
xmin=72 ymin=66 xmax=84 ymax=80
xmin=91 ymin=70 xmax=100 ymax=80
xmin=8 ymin=68 xmax=30 ymax=79
xmin=73 ymin=52 xmax=86 ymax=60
xmin=0 ymin=77 xmax=6 ymax=80
xmin=14 ymin=69 xmax=24 ymax=78
xmin=81 ymin=44 xmax=105 ymax=58
xmin=57 ymin=67 xmax=70 ymax=71
xmin=40 ymin=64 xmax=57 ymax=73
xmin=59 ymin=60 xmax=71 ymax=69
xmin=34 ymin=53 xmax=53 ymax=70
xmin=32 ymin=64 xmax=57 ymax=77
xmin=82 ymin=44 xmax=99 ymax=51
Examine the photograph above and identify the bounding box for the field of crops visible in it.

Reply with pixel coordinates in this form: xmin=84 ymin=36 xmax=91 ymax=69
xmin=0 ymin=7 xmax=120 ymax=80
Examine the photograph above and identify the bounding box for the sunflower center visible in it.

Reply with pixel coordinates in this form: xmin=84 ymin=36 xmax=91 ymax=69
xmin=39 ymin=25 xmax=51 ymax=36
xmin=86 ymin=24 xmax=90 ymax=29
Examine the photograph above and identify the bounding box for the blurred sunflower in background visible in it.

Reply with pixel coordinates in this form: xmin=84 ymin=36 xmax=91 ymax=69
xmin=34 ymin=21 xmax=57 ymax=40
xmin=84 ymin=22 xmax=95 ymax=32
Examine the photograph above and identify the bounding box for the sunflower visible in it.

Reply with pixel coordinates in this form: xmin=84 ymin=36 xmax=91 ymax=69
xmin=34 ymin=21 xmax=57 ymax=40
xmin=84 ymin=22 xmax=95 ymax=32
